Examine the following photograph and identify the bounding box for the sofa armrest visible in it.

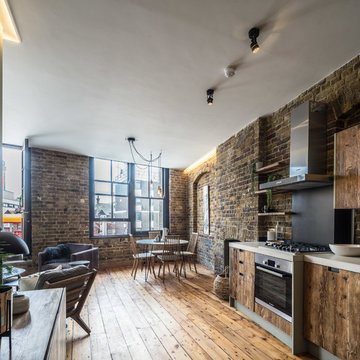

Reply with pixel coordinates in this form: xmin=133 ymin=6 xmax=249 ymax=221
xmin=71 ymin=247 xmax=99 ymax=270
xmin=38 ymin=251 xmax=48 ymax=272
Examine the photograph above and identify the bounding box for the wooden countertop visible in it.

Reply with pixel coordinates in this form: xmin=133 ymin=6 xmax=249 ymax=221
xmin=0 ymin=288 xmax=65 ymax=360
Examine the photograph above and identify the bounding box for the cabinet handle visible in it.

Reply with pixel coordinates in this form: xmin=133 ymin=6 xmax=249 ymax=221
xmin=239 ymin=272 xmax=244 ymax=276
xmin=239 ymin=261 xmax=243 ymax=264
xmin=328 ymin=267 xmax=339 ymax=273
xmin=239 ymin=249 xmax=244 ymax=252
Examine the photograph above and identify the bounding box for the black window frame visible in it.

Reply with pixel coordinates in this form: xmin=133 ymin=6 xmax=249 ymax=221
xmin=90 ymin=158 xmax=169 ymax=238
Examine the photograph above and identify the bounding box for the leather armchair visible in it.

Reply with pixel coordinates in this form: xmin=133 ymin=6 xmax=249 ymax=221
xmin=38 ymin=243 xmax=99 ymax=272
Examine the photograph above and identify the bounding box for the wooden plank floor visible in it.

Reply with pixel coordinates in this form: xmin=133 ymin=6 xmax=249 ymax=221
xmin=66 ymin=264 xmax=315 ymax=360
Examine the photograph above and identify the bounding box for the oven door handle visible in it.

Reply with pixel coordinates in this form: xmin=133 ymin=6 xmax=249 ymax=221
xmin=256 ymin=266 xmax=287 ymax=278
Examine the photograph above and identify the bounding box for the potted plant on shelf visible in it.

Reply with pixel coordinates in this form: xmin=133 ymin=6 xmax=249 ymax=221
xmin=265 ymin=174 xmax=282 ymax=212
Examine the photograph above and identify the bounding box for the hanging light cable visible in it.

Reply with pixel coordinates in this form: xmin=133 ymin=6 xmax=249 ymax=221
xmin=126 ymin=137 xmax=164 ymax=197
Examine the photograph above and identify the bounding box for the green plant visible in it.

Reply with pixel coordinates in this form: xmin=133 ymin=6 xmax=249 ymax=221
xmin=0 ymin=248 xmax=12 ymax=286
xmin=266 ymin=174 xmax=282 ymax=211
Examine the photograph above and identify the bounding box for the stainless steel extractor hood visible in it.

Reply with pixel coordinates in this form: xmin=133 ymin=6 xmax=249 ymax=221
xmin=259 ymin=101 xmax=332 ymax=191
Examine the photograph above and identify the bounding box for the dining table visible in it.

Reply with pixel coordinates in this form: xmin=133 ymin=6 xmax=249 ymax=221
xmin=136 ymin=238 xmax=189 ymax=281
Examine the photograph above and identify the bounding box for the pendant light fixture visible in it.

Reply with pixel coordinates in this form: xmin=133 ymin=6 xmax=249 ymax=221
xmin=207 ymin=89 xmax=214 ymax=106
xmin=126 ymin=137 xmax=164 ymax=197
xmin=248 ymin=27 xmax=260 ymax=54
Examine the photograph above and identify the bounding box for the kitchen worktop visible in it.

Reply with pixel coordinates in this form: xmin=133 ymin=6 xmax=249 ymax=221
xmin=229 ymin=242 xmax=360 ymax=272
xmin=304 ymin=252 xmax=360 ymax=273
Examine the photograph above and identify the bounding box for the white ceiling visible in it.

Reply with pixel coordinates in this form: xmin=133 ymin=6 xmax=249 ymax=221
xmin=4 ymin=0 xmax=360 ymax=168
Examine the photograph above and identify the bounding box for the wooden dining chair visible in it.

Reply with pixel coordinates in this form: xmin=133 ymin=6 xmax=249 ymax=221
xmin=178 ymin=232 xmax=199 ymax=273
xmin=148 ymin=231 xmax=161 ymax=239
xmin=156 ymin=237 xmax=181 ymax=282
xmin=130 ymin=235 xmax=156 ymax=279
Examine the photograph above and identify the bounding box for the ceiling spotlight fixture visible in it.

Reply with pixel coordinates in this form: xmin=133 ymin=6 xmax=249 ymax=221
xmin=207 ymin=89 xmax=214 ymax=106
xmin=224 ymin=66 xmax=236 ymax=78
xmin=248 ymin=27 xmax=260 ymax=54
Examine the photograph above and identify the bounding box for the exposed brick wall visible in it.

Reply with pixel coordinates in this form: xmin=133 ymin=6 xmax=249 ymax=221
xmin=30 ymin=148 xmax=187 ymax=265
xmin=186 ymin=54 xmax=360 ymax=271
xmin=169 ymin=169 xmax=187 ymax=237
xmin=31 ymin=148 xmax=90 ymax=263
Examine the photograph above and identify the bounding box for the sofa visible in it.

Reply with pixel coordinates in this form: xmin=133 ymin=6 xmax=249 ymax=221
xmin=38 ymin=243 xmax=99 ymax=272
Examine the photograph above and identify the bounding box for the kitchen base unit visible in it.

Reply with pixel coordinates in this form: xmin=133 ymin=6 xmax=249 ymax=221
xmin=229 ymin=242 xmax=306 ymax=355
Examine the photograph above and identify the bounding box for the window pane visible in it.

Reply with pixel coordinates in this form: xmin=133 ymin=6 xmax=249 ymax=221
xmin=112 ymin=161 xmax=128 ymax=183
xmin=150 ymin=167 xmax=163 ymax=198
xmin=94 ymin=159 xmax=111 ymax=181
xmin=93 ymin=221 xmax=129 ymax=236
xmin=2 ymin=147 xmax=23 ymax=238
xmin=94 ymin=195 xmax=111 ymax=218
xmin=113 ymin=196 xmax=128 ymax=218
xmin=113 ymin=183 xmax=128 ymax=196
xmin=135 ymin=165 xmax=148 ymax=197
xmin=95 ymin=181 xmax=111 ymax=195
xmin=151 ymin=199 xmax=163 ymax=230
xmin=136 ymin=198 xmax=149 ymax=231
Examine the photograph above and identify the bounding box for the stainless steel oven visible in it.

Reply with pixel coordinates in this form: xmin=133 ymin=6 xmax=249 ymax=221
xmin=255 ymin=253 xmax=292 ymax=322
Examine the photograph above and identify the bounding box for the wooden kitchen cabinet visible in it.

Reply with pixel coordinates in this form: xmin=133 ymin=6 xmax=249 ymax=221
xmin=334 ymin=124 xmax=360 ymax=208
xmin=304 ymin=262 xmax=360 ymax=360
xmin=229 ymin=248 xmax=255 ymax=311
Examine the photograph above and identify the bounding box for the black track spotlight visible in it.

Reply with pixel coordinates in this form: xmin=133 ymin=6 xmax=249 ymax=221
xmin=248 ymin=27 xmax=260 ymax=54
xmin=207 ymin=89 xmax=214 ymax=106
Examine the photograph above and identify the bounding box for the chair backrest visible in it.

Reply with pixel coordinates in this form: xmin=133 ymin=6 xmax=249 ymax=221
xmin=43 ymin=269 xmax=97 ymax=317
xmin=129 ymin=235 xmax=138 ymax=256
xmin=163 ymin=237 xmax=181 ymax=256
xmin=187 ymin=233 xmax=198 ymax=253
xmin=148 ymin=231 xmax=160 ymax=239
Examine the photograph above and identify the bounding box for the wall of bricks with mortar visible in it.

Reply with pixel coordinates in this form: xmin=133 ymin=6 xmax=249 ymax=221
xmin=30 ymin=148 xmax=188 ymax=265
xmin=186 ymin=55 xmax=360 ymax=272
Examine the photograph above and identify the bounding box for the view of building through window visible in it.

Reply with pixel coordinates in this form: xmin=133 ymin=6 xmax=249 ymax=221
xmin=2 ymin=146 xmax=23 ymax=238
xmin=92 ymin=158 xmax=165 ymax=237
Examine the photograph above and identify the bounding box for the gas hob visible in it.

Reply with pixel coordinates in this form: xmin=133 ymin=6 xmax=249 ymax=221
xmin=264 ymin=240 xmax=330 ymax=253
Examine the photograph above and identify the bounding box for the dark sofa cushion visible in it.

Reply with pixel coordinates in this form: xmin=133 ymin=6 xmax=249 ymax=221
xmin=43 ymin=244 xmax=70 ymax=264
xmin=35 ymin=265 xmax=89 ymax=290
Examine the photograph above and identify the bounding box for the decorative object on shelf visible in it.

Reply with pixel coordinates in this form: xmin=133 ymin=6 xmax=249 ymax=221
xmin=213 ymin=266 xmax=229 ymax=300
xmin=203 ymin=185 xmax=210 ymax=235
xmin=265 ymin=174 xmax=282 ymax=211
xmin=206 ymin=89 xmax=214 ymax=106
xmin=248 ymin=27 xmax=260 ymax=53
xmin=13 ymin=293 xmax=29 ymax=315
xmin=267 ymin=229 xmax=276 ymax=241
xmin=126 ymin=137 xmax=164 ymax=198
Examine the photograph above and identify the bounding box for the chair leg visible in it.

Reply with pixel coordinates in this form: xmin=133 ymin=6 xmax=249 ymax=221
xmin=182 ymin=257 xmax=186 ymax=278
xmin=131 ymin=259 xmax=136 ymax=276
xmin=167 ymin=263 xmax=171 ymax=273
xmin=193 ymin=257 xmax=197 ymax=273
xmin=72 ymin=314 xmax=91 ymax=335
xmin=151 ymin=258 xmax=156 ymax=278
xmin=189 ymin=258 xmax=192 ymax=271
xmin=162 ymin=261 xmax=165 ymax=282
xmin=134 ymin=259 xmax=139 ymax=280
xmin=158 ymin=263 xmax=162 ymax=277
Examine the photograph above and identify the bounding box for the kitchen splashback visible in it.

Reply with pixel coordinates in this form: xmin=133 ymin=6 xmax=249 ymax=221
xmin=292 ymin=186 xmax=353 ymax=246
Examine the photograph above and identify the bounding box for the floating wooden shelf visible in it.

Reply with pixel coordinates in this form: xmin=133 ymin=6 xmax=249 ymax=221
xmin=258 ymin=212 xmax=291 ymax=216
xmin=255 ymin=161 xmax=285 ymax=174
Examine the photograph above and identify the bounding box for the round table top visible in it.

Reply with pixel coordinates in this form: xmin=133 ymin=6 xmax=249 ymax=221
xmin=136 ymin=238 xmax=188 ymax=245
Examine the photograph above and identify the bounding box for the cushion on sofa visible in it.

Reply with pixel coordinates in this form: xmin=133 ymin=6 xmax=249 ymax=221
xmin=43 ymin=244 xmax=70 ymax=263
xmin=19 ymin=265 xmax=63 ymax=291
xmin=35 ymin=265 xmax=89 ymax=290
